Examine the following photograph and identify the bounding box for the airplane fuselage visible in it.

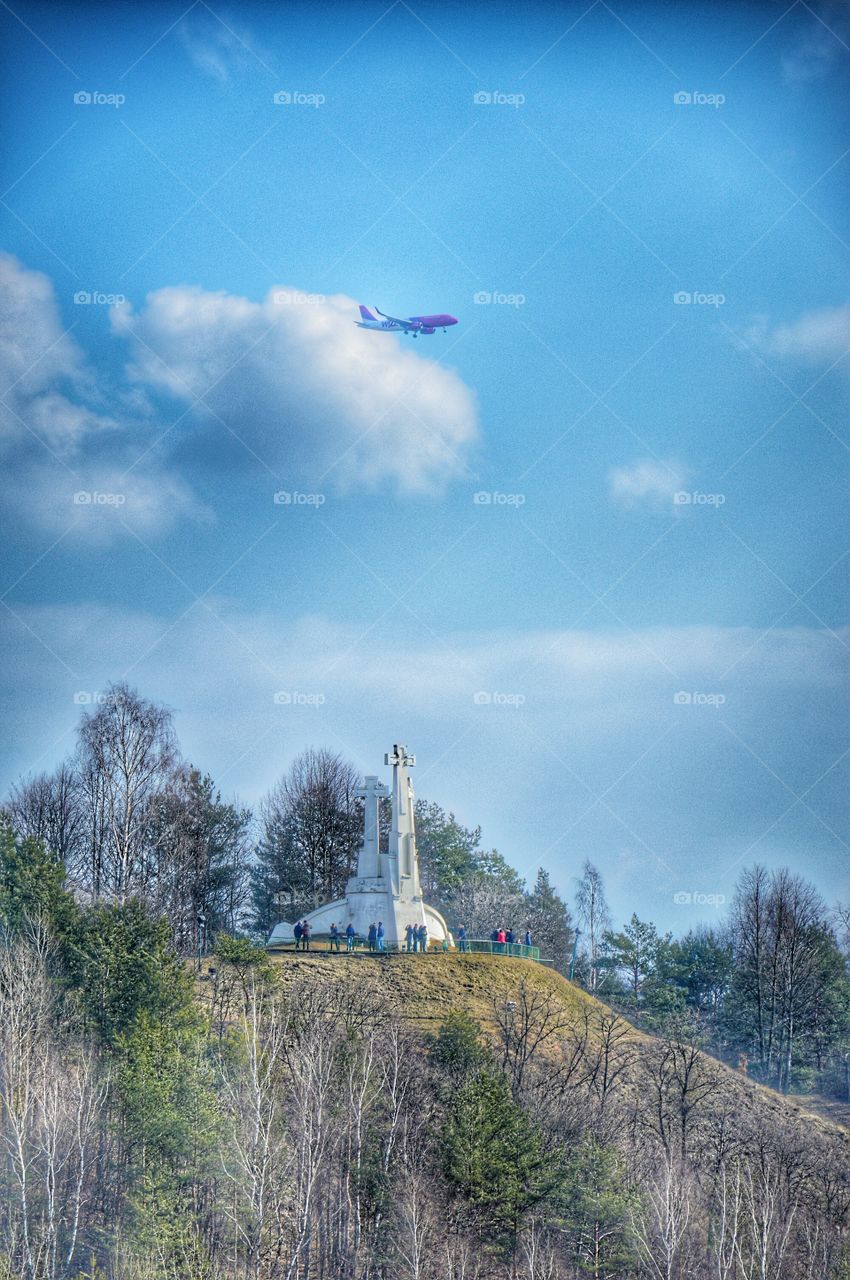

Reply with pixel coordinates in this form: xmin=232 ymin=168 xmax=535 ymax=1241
xmin=355 ymin=306 xmax=458 ymax=335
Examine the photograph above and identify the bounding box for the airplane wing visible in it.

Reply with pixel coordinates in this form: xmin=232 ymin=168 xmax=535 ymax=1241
xmin=376 ymin=308 xmax=420 ymax=331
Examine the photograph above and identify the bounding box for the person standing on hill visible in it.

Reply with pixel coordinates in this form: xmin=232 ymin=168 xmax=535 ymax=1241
xmin=293 ymin=920 xmax=303 ymax=951
xmin=346 ymin=923 xmax=356 ymax=952
xmin=301 ymin=920 xmax=311 ymax=952
xmin=497 ymin=927 xmax=506 ymax=953
xmin=458 ymin=925 xmax=468 ymax=953
xmin=377 ymin=921 xmax=385 ymax=952
xmin=368 ymin=922 xmax=377 ymax=952
xmin=524 ymin=928 xmax=532 ymax=948
xmin=419 ymin=923 xmax=428 ymax=953
xmin=404 ymin=923 xmax=413 ymax=952
xmin=329 ymin=923 xmax=340 ymax=952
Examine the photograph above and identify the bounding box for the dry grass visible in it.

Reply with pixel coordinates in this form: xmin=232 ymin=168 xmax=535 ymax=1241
xmin=261 ymin=949 xmax=850 ymax=1145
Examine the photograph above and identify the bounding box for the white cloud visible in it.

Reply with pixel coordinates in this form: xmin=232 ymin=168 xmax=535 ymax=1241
xmin=746 ymin=304 xmax=850 ymax=366
xmin=0 ymin=257 xmax=479 ymax=543
xmin=781 ymin=3 xmax=849 ymax=84
xmin=0 ymin=255 xmax=206 ymax=543
xmin=607 ymin=458 xmax=688 ymax=513
xmin=112 ymin=285 xmax=479 ymax=494
xmin=177 ymin=11 xmax=270 ymax=84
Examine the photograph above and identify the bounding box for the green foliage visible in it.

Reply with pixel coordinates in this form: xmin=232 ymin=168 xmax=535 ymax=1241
xmin=554 ymin=1137 xmax=637 ymax=1279
xmin=0 ymin=817 xmax=76 ymax=939
xmin=66 ymin=900 xmax=191 ymax=1046
xmin=415 ymin=800 xmax=483 ymax=903
xmin=525 ymin=867 xmax=573 ymax=972
xmin=443 ymin=1068 xmax=545 ymax=1252
xmin=603 ymin=914 xmax=670 ymax=1004
xmin=430 ymin=1011 xmax=490 ymax=1087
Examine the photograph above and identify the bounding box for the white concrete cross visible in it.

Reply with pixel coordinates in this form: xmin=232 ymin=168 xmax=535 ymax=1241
xmin=355 ymin=774 xmax=389 ymax=880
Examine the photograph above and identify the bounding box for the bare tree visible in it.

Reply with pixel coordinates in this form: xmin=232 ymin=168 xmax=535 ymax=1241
xmin=76 ymin=683 xmax=177 ymax=904
xmin=575 ymin=861 xmax=611 ymax=994
xmin=5 ymin=764 xmax=83 ymax=871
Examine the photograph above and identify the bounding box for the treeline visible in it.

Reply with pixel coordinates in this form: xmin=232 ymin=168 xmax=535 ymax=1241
xmin=1 ymin=826 xmax=849 ymax=1280
xmin=5 ymin=681 xmax=849 ymax=1100
xmin=572 ymin=861 xmax=850 ymax=1098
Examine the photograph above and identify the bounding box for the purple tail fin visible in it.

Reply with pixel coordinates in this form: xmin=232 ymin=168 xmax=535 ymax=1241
xmin=358 ymin=304 xmax=377 ymax=321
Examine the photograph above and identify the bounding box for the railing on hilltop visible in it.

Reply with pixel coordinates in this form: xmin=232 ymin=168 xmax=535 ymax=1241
xmin=460 ymin=938 xmax=541 ymax=962
xmin=269 ymin=935 xmax=542 ymax=962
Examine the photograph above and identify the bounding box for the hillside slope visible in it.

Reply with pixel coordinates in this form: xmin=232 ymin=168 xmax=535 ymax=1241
xmin=264 ymin=949 xmax=849 ymax=1145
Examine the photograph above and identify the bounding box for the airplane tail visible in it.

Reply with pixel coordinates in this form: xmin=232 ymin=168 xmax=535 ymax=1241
xmin=358 ymin=304 xmax=377 ymax=321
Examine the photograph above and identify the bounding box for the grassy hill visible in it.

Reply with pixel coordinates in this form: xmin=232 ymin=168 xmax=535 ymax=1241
xmin=262 ymin=949 xmax=850 ymax=1144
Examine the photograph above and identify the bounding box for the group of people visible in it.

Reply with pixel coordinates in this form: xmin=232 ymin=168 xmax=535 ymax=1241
xmin=290 ymin=919 xmax=532 ymax=955
xmin=403 ymin=922 xmax=430 ymax=952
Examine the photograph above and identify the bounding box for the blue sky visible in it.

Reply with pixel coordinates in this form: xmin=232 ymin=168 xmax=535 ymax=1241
xmin=1 ymin=0 xmax=849 ymax=932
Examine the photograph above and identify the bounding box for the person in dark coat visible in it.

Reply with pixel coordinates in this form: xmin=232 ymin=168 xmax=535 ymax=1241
xmin=418 ymin=923 xmax=428 ymax=953
xmin=458 ymin=925 xmax=468 ymax=953
xmin=346 ymin=923 xmax=356 ymax=952
xmin=329 ymin=923 xmax=340 ymax=952
xmin=377 ymin=921 xmax=385 ymax=952
xmin=301 ymin=920 xmax=311 ymax=951
xmin=367 ymin=922 xmax=377 ymax=952
xmin=293 ymin=920 xmax=303 ymax=950
xmin=404 ymin=923 xmax=413 ymax=952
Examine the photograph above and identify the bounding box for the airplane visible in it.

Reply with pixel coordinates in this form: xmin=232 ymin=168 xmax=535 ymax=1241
xmin=355 ymin=305 xmax=458 ymax=336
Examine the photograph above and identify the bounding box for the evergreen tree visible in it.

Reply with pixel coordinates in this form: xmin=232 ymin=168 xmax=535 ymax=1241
xmin=444 ymin=1068 xmax=545 ymax=1255
xmin=524 ymin=867 xmax=573 ymax=972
